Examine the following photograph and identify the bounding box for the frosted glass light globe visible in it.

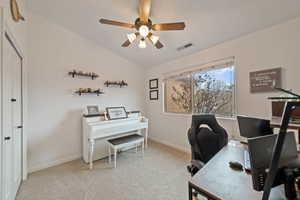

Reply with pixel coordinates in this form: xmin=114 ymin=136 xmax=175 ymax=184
xmin=139 ymin=25 xmax=149 ymax=37
xmin=139 ymin=39 xmax=147 ymax=48
xmin=127 ymin=33 xmax=137 ymax=43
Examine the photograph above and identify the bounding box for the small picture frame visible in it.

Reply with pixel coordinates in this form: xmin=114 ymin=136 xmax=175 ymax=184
xmin=87 ymin=105 xmax=100 ymax=116
xmin=149 ymin=79 xmax=159 ymax=89
xmin=150 ymin=90 xmax=159 ymax=100
xmin=106 ymin=107 xmax=128 ymax=120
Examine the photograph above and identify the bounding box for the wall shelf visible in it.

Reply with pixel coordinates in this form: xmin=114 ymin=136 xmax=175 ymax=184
xmin=104 ymin=80 xmax=128 ymax=88
xmin=68 ymin=70 xmax=99 ymax=80
xmin=74 ymin=88 xmax=104 ymax=96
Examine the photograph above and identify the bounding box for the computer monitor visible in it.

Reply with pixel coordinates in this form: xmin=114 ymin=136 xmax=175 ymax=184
xmin=248 ymin=132 xmax=298 ymax=191
xmin=248 ymin=132 xmax=298 ymax=170
xmin=237 ymin=115 xmax=273 ymax=139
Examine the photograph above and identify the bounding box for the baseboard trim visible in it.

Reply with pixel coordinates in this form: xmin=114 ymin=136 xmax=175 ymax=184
xmin=28 ymin=154 xmax=82 ymax=173
xmin=149 ymin=137 xmax=190 ymax=154
xmin=28 ymin=139 xmax=190 ymax=173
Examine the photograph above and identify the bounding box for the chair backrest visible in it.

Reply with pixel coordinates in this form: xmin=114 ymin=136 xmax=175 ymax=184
xmin=188 ymin=114 xmax=228 ymax=163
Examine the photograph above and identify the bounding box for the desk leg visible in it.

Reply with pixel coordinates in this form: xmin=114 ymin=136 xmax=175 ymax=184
xmin=145 ymin=128 xmax=148 ymax=148
xmin=188 ymin=183 xmax=193 ymax=200
xmin=89 ymin=139 xmax=95 ymax=170
xmin=108 ymin=145 xmax=111 ymax=164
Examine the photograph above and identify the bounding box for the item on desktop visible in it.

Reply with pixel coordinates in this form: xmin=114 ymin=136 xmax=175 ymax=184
xmin=237 ymin=115 xmax=273 ymax=139
xmin=229 ymin=161 xmax=243 ymax=171
xmin=248 ymin=132 xmax=298 ymax=191
xmin=237 ymin=115 xmax=274 ymax=172
xmin=244 ymin=150 xmax=251 ymax=172
xmin=283 ymin=168 xmax=297 ymax=199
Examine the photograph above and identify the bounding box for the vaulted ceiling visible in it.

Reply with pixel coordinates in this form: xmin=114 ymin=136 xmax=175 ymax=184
xmin=26 ymin=0 xmax=300 ymax=67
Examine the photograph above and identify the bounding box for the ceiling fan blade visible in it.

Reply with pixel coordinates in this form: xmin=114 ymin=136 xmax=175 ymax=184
xmin=139 ymin=0 xmax=151 ymax=23
xmin=155 ymin=40 xmax=164 ymax=49
xmin=121 ymin=40 xmax=131 ymax=47
xmin=152 ymin=22 xmax=186 ymax=31
xmin=99 ymin=18 xmax=135 ymax=29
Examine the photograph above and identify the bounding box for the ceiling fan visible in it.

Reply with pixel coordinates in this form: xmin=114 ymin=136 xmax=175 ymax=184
xmin=99 ymin=0 xmax=186 ymax=49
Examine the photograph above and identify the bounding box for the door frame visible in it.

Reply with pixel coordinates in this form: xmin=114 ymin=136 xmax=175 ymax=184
xmin=0 ymin=9 xmax=27 ymax=197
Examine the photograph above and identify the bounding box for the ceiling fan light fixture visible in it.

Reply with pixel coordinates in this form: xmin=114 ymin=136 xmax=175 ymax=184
xmin=127 ymin=33 xmax=137 ymax=43
xmin=139 ymin=38 xmax=147 ymax=48
xmin=149 ymin=34 xmax=159 ymax=45
xmin=139 ymin=25 xmax=149 ymax=37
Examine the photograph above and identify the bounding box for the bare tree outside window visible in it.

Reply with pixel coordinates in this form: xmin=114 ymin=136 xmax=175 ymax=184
xmin=164 ymin=64 xmax=235 ymax=117
xmin=164 ymin=76 xmax=192 ymax=113
xmin=193 ymin=66 xmax=234 ymax=117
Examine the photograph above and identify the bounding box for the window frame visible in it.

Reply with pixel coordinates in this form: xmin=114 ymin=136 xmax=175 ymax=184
xmin=163 ymin=63 xmax=236 ymax=118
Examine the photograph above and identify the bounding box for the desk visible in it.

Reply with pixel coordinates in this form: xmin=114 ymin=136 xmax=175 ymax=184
xmin=188 ymin=141 xmax=286 ymax=200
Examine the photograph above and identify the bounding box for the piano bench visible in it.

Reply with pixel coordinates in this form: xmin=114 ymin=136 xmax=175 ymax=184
xmin=107 ymin=134 xmax=145 ymax=168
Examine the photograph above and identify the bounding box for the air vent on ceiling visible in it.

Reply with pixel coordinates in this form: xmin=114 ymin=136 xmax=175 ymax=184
xmin=177 ymin=43 xmax=193 ymax=51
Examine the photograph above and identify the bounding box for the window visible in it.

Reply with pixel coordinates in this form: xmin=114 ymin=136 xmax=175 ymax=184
xmin=164 ymin=75 xmax=192 ymax=114
xmin=164 ymin=62 xmax=235 ymax=117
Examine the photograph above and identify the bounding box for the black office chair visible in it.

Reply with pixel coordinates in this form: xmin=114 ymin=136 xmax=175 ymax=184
xmin=187 ymin=115 xmax=228 ymax=176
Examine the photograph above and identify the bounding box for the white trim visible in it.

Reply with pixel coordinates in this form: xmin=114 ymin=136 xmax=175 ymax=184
xmin=162 ymin=56 xmax=235 ymax=81
xmin=149 ymin=137 xmax=190 ymax=154
xmin=28 ymin=154 xmax=82 ymax=173
xmin=0 ymin=8 xmax=3 ymax=200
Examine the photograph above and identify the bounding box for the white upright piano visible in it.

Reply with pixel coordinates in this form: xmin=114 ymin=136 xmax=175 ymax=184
xmin=82 ymin=113 xmax=148 ymax=169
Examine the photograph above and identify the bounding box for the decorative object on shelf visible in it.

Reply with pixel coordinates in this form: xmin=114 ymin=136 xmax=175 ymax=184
xmin=74 ymin=88 xmax=104 ymax=96
xmin=106 ymin=107 xmax=128 ymax=120
xmin=68 ymin=70 xmax=99 ymax=80
xmin=87 ymin=105 xmax=100 ymax=116
xmin=150 ymin=90 xmax=159 ymax=100
xmin=250 ymin=67 xmax=282 ymax=93
xmin=10 ymin=0 xmax=25 ymax=22
xmin=149 ymin=78 xmax=158 ymax=89
xmin=104 ymin=80 xmax=128 ymax=88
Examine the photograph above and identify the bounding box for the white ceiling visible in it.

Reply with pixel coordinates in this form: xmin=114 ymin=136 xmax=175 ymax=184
xmin=26 ymin=0 xmax=300 ymax=67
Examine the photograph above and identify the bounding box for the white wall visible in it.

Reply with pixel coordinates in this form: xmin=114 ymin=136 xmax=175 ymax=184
xmin=145 ymin=17 xmax=300 ymax=152
xmin=27 ymin=12 xmax=145 ymax=172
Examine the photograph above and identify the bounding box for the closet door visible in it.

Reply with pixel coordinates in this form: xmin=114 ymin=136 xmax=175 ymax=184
xmin=3 ymin=33 xmax=14 ymax=200
xmin=2 ymin=33 xmax=23 ymax=200
xmin=11 ymin=38 xmax=23 ymax=197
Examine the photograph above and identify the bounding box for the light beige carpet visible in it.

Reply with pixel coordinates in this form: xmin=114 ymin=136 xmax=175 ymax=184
xmin=17 ymin=141 xmax=204 ymax=200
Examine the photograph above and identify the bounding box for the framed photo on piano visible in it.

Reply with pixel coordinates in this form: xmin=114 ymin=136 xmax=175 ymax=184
xmin=106 ymin=107 xmax=128 ymax=120
xmin=87 ymin=105 xmax=100 ymax=116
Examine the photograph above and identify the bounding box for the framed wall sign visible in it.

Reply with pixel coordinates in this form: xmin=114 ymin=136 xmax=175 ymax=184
xmin=87 ymin=105 xmax=100 ymax=116
xmin=150 ymin=90 xmax=159 ymax=100
xmin=106 ymin=107 xmax=128 ymax=120
xmin=250 ymin=67 xmax=282 ymax=93
xmin=149 ymin=79 xmax=159 ymax=89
